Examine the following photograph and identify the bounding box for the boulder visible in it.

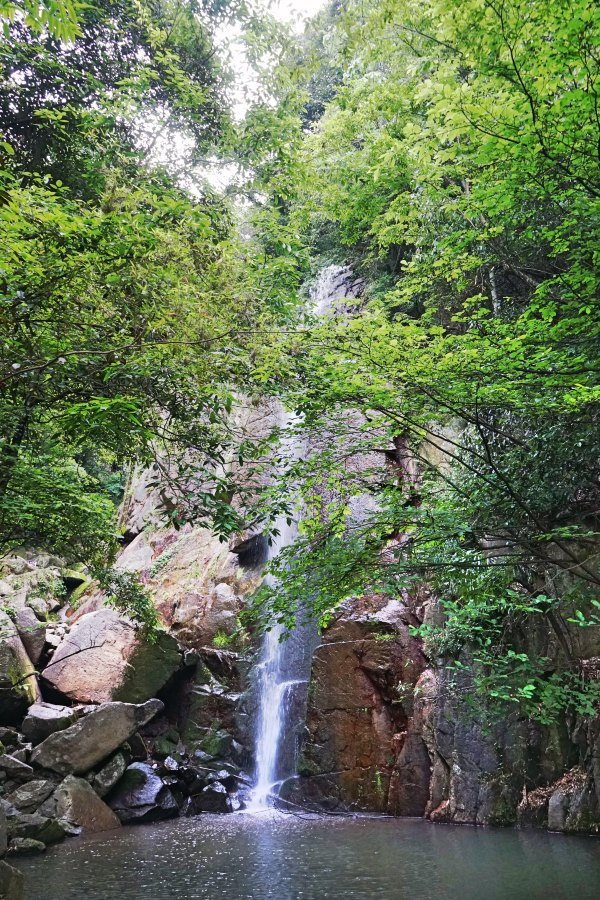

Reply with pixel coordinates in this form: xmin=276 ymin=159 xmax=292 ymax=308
xmin=41 ymin=609 xmax=181 ymax=704
xmin=0 ymin=611 xmax=41 ymax=725
xmin=6 ymin=813 xmax=65 ymax=845
xmin=8 ymin=837 xmax=45 ymax=855
xmin=108 ymin=762 xmax=178 ymax=823
xmin=0 ymin=728 xmax=19 ymax=750
xmin=90 ymin=752 xmax=127 ymax=798
xmin=54 ymin=776 xmax=121 ymax=834
xmin=30 ymin=699 xmax=163 ymax=775
xmin=14 ymin=608 xmax=46 ymax=666
xmin=21 ymin=703 xmax=78 ymax=745
xmin=25 ymin=597 xmax=49 ymax=621
xmin=7 ymin=780 xmax=55 ymax=813
xmin=0 ymin=803 xmax=6 ymax=856
xmin=193 ymin=782 xmax=233 ymax=814
xmin=0 ymin=860 xmax=24 ymax=899
xmin=0 ymin=756 xmax=33 ymax=781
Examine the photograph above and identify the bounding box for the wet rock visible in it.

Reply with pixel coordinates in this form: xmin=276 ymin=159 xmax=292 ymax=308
xmin=14 ymin=608 xmax=46 ymax=666
xmin=183 ymin=649 xmax=200 ymax=668
xmin=108 ymin=762 xmax=178 ymax=823
xmin=90 ymin=752 xmax=128 ymax=798
xmin=193 ymin=782 xmax=233 ymax=814
xmin=0 ymin=611 xmax=41 ymax=725
xmin=21 ymin=703 xmax=78 ymax=745
xmin=8 ymin=837 xmax=45 ymax=855
xmin=0 ymin=756 xmax=33 ymax=781
xmin=298 ymin=595 xmax=429 ymax=815
xmin=6 ymin=781 xmax=55 ymax=813
xmin=30 ymin=699 xmax=163 ymax=775
xmin=41 ymin=609 xmax=181 ymax=704
xmin=54 ymin=776 xmax=121 ymax=834
xmin=7 ymin=813 xmax=65 ymax=845
xmin=0 ymin=803 xmax=7 ymax=856
xmin=0 ymin=860 xmax=24 ymax=898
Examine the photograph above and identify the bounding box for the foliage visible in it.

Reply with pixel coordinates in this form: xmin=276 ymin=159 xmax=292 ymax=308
xmin=212 ymin=629 xmax=235 ymax=649
xmin=240 ymin=0 xmax=600 ymax=725
xmin=0 ymin=447 xmax=118 ymax=566
xmin=0 ymin=0 xmax=284 ymax=561
xmin=98 ymin=568 xmax=161 ymax=642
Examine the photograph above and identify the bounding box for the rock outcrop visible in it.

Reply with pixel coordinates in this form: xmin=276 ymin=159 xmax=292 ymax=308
xmin=108 ymin=762 xmax=178 ymax=823
xmin=53 ymin=776 xmax=121 ymax=834
xmin=30 ymin=699 xmax=163 ymax=774
xmin=0 ymin=611 xmax=40 ymax=725
xmin=41 ymin=610 xmax=182 ymax=704
xmin=293 ymin=594 xmax=430 ymax=814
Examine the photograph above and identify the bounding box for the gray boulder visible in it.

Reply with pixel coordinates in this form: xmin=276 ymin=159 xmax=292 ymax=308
xmin=6 ymin=780 xmax=55 ymax=813
xmin=0 ymin=755 xmax=33 ymax=781
xmin=0 ymin=611 xmax=40 ymax=725
xmin=6 ymin=812 xmax=65 ymax=845
xmin=21 ymin=702 xmax=78 ymax=745
xmin=30 ymin=699 xmax=163 ymax=775
xmin=41 ymin=609 xmax=181 ymax=704
xmin=0 ymin=860 xmax=24 ymax=899
xmin=108 ymin=762 xmax=178 ymax=823
xmin=90 ymin=752 xmax=127 ymax=798
xmin=8 ymin=837 xmax=45 ymax=855
xmin=54 ymin=776 xmax=121 ymax=834
xmin=14 ymin=607 xmax=46 ymax=666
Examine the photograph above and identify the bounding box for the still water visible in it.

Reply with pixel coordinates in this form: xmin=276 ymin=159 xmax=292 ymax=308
xmin=18 ymin=812 xmax=600 ymax=900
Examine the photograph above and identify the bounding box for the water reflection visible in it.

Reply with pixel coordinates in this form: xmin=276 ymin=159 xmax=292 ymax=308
xmin=17 ymin=812 xmax=600 ymax=900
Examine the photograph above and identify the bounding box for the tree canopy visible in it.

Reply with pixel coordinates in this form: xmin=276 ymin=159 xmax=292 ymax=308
xmin=1 ymin=0 xmax=599 ymax=724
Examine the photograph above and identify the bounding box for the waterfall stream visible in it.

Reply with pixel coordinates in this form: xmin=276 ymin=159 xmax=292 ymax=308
xmin=249 ymin=411 xmax=315 ymax=810
xmin=250 ymin=265 xmax=355 ymax=810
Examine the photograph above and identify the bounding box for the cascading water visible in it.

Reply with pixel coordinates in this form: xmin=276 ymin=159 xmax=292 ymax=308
xmin=249 ymin=414 xmax=316 ymax=810
xmin=250 ymin=265 xmax=356 ymax=810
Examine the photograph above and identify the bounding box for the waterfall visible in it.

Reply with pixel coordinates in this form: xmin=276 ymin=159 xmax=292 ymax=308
xmin=250 ymin=413 xmax=315 ymax=810
xmin=250 ymin=265 xmax=356 ymax=810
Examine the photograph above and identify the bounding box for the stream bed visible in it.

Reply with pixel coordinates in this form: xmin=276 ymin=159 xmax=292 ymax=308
xmin=16 ymin=812 xmax=600 ymax=899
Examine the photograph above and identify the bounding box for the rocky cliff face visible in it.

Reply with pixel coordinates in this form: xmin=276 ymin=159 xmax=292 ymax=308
xmin=292 ymin=593 xmax=600 ymax=834
xmin=288 ymin=593 xmax=430 ymax=815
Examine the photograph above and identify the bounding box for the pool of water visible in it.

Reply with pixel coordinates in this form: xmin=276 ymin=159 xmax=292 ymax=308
xmin=17 ymin=812 xmax=600 ymax=900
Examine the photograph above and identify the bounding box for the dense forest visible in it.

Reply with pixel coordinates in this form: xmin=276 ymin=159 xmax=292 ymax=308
xmin=1 ymin=0 xmax=599 ymax=748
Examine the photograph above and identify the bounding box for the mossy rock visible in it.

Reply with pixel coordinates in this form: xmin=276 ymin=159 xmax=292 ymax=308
xmin=67 ymin=579 xmax=91 ymax=607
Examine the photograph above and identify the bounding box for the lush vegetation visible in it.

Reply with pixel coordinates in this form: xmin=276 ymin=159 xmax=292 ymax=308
xmin=239 ymin=0 xmax=600 ymax=725
xmin=0 ymin=0 xmax=277 ymax=566
xmin=1 ymin=0 xmax=599 ymax=724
